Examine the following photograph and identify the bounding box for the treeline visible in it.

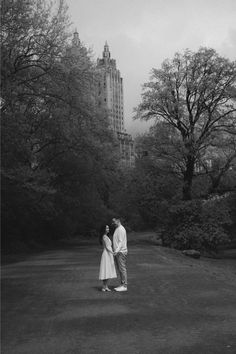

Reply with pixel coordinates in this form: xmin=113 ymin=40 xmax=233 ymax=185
xmin=1 ymin=0 xmax=124 ymax=252
xmin=1 ymin=1 xmax=236 ymax=254
xmin=130 ymin=48 xmax=236 ymax=251
xmin=102 ymin=48 xmax=236 ymax=252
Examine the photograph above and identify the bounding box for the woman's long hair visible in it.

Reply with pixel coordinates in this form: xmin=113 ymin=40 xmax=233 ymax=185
xmin=99 ymin=224 xmax=108 ymax=245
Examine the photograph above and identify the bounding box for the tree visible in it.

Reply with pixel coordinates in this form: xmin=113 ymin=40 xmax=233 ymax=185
xmin=200 ymin=132 xmax=236 ymax=194
xmin=107 ymin=132 xmax=182 ymax=230
xmin=135 ymin=48 xmax=236 ymax=200
xmin=1 ymin=0 xmax=71 ymax=168
xmin=1 ymin=0 xmax=121 ymax=251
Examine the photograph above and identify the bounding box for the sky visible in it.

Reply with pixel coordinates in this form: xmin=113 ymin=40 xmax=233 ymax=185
xmin=66 ymin=0 xmax=236 ymax=136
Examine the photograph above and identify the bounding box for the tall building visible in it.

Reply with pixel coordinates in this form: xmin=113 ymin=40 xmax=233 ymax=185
xmin=97 ymin=43 xmax=135 ymax=167
xmin=66 ymin=33 xmax=135 ymax=167
xmin=65 ymin=30 xmax=88 ymax=63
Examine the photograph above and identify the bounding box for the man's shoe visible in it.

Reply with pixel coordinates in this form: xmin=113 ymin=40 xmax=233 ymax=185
xmin=114 ymin=285 xmax=127 ymax=292
xmin=114 ymin=285 xmax=122 ymax=291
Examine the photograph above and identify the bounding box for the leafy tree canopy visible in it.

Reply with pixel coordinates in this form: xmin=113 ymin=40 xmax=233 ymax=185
xmin=135 ymin=48 xmax=236 ymax=199
xmin=1 ymin=0 xmax=121 ymax=252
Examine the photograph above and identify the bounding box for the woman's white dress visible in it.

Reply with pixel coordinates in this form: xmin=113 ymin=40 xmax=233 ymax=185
xmin=99 ymin=235 xmax=117 ymax=280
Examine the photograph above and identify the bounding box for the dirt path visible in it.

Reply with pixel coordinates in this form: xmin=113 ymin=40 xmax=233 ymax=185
xmin=2 ymin=232 xmax=236 ymax=354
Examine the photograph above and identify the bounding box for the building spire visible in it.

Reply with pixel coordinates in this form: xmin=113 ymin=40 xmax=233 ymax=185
xmin=72 ymin=29 xmax=80 ymax=47
xmin=103 ymin=41 xmax=110 ymax=59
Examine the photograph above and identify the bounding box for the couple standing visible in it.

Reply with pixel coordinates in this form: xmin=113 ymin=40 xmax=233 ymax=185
xmin=99 ymin=217 xmax=128 ymax=292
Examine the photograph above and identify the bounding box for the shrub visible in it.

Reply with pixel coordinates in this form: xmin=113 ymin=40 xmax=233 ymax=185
xmin=226 ymin=192 xmax=236 ymax=240
xmin=172 ymin=223 xmax=230 ymax=251
xmin=159 ymin=198 xmax=232 ymax=252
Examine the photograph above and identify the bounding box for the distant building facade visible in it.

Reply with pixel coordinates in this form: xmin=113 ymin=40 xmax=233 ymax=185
xmin=97 ymin=42 xmax=135 ymax=167
xmin=65 ymin=33 xmax=135 ymax=167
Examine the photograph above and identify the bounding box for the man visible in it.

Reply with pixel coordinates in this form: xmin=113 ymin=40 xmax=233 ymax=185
xmin=112 ymin=217 xmax=128 ymax=292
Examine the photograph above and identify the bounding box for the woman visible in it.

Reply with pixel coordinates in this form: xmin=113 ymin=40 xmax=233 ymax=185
xmin=99 ymin=224 xmax=117 ymax=291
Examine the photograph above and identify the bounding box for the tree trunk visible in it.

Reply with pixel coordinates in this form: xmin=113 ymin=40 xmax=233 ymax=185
xmin=208 ymin=156 xmax=235 ymax=194
xmin=208 ymin=175 xmax=221 ymax=194
xmin=182 ymin=156 xmax=195 ymax=200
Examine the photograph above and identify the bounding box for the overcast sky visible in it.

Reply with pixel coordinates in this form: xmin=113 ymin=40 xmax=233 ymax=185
xmin=67 ymin=0 xmax=236 ymax=136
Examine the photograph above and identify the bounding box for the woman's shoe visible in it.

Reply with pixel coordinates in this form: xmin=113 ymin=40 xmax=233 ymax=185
xmin=101 ymin=287 xmax=111 ymax=292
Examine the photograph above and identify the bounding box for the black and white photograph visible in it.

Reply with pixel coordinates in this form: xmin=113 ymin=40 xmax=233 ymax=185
xmin=1 ymin=0 xmax=236 ymax=353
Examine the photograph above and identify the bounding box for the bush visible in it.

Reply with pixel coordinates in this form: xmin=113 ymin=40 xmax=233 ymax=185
xmin=159 ymin=197 xmax=232 ymax=252
xmin=172 ymin=223 xmax=230 ymax=251
xmin=227 ymin=192 xmax=236 ymax=240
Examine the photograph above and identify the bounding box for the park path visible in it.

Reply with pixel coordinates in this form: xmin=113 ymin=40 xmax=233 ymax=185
xmin=1 ymin=232 xmax=236 ymax=354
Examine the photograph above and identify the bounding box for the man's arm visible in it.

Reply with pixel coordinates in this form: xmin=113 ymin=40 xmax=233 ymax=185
xmin=114 ymin=228 xmax=125 ymax=254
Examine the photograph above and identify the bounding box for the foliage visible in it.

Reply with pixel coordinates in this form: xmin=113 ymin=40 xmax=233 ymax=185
xmin=173 ymin=224 xmax=229 ymax=252
xmin=2 ymin=3 xmax=235 ymax=254
xmin=112 ymin=136 xmax=183 ymax=230
xmin=135 ymin=47 xmax=236 ymax=200
xmin=226 ymin=192 xmax=236 ymax=239
xmin=1 ymin=0 xmax=121 ymax=253
xmin=159 ymin=197 xmax=232 ymax=252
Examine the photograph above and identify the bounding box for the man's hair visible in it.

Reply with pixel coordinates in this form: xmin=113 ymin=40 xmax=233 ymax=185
xmin=112 ymin=217 xmax=121 ymax=222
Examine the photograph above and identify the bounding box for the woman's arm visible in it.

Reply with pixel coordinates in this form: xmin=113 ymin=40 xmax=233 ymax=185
xmin=103 ymin=236 xmax=114 ymax=254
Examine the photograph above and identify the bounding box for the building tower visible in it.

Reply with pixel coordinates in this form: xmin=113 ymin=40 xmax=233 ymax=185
xmin=97 ymin=42 xmax=124 ymax=133
xmin=66 ymin=30 xmax=87 ymax=58
xmin=97 ymin=43 xmax=134 ymax=167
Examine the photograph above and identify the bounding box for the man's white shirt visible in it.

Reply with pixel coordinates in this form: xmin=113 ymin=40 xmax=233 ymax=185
xmin=113 ymin=225 xmax=127 ymax=254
